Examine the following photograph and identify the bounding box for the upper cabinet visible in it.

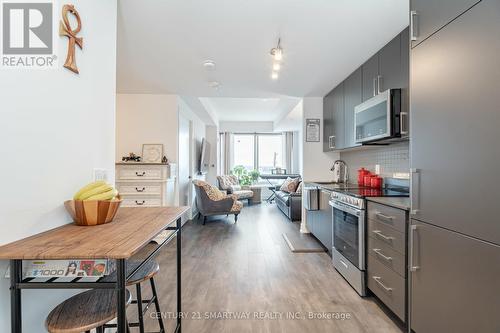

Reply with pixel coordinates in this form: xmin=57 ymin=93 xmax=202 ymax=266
xmin=362 ymin=31 xmax=407 ymax=102
xmin=410 ymin=0 xmax=481 ymax=48
xmin=343 ymin=68 xmax=362 ymax=148
xmin=323 ymin=27 xmax=409 ymax=150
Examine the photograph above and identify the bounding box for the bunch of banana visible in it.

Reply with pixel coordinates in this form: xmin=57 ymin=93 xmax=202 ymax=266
xmin=73 ymin=181 xmax=119 ymax=201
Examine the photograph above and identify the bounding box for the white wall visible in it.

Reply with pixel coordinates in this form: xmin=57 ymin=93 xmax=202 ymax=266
xmin=0 ymin=1 xmax=117 ymax=331
xmin=219 ymin=121 xmax=274 ymax=133
xmin=300 ymin=97 xmax=340 ymax=233
xmin=116 ymin=94 xmax=178 ymax=163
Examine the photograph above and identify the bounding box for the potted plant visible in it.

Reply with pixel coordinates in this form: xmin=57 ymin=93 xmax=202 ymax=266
xmin=230 ymin=166 xmax=260 ymax=188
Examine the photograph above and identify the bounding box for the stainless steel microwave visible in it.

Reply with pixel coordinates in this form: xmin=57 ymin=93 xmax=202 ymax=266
xmin=354 ymin=89 xmax=408 ymax=144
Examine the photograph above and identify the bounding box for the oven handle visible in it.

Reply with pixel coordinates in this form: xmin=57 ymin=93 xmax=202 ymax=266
xmin=329 ymin=200 xmax=362 ymax=216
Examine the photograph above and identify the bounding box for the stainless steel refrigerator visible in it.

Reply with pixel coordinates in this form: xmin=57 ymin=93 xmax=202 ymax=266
xmin=409 ymin=0 xmax=500 ymax=332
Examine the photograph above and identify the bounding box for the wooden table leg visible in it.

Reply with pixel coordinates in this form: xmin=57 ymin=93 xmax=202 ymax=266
xmin=10 ymin=259 xmax=22 ymax=333
xmin=176 ymin=217 xmax=182 ymax=333
xmin=116 ymin=259 xmax=127 ymax=332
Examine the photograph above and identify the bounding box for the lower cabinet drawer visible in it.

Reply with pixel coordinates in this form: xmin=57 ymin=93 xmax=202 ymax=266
xmin=368 ymin=236 xmax=406 ymax=277
xmin=367 ymin=253 xmax=406 ymax=321
xmin=368 ymin=219 xmax=406 ymax=254
xmin=116 ymin=183 xmax=162 ymax=195
xmin=122 ymin=196 xmax=162 ymax=207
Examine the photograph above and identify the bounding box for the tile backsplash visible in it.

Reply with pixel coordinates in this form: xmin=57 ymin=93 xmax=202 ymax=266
xmin=340 ymin=142 xmax=409 ymax=178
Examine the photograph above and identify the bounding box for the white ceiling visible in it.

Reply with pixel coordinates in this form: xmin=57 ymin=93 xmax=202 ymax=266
xmin=117 ymin=0 xmax=408 ymax=122
xmin=199 ymin=97 xmax=301 ymax=122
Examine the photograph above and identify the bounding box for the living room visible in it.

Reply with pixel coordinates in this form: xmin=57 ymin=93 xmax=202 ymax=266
xmin=2 ymin=0 xmax=499 ymax=333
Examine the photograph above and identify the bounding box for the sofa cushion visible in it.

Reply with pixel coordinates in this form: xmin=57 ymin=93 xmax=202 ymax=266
xmin=275 ymin=191 xmax=290 ymax=206
xmin=279 ymin=177 xmax=300 ymax=193
xmin=295 ymin=182 xmax=303 ymax=194
xmin=231 ymin=200 xmax=243 ymax=212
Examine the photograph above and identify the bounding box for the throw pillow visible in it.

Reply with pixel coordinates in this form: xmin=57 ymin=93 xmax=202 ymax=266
xmin=280 ymin=177 xmax=300 ymax=193
xmin=295 ymin=182 xmax=303 ymax=194
xmin=229 ymin=184 xmax=241 ymax=192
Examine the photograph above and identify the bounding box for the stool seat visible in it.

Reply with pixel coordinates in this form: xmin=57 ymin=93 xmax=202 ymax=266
xmin=45 ymin=289 xmax=131 ymax=333
xmin=102 ymin=260 xmax=160 ymax=286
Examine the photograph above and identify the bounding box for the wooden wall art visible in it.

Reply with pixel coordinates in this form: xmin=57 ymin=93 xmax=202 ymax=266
xmin=60 ymin=4 xmax=83 ymax=74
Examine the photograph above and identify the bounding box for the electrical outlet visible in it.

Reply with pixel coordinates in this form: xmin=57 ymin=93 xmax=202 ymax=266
xmin=375 ymin=164 xmax=381 ymax=175
xmin=93 ymin=168 xmax=108 ymax=181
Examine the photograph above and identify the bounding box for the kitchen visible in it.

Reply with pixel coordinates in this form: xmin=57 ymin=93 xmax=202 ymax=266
xmin=304 ymin=1 xmax=500 ymax=332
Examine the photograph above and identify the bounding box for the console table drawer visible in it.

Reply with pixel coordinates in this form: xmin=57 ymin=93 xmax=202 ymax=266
xmin=122 ymin=196 xmax=161 ymax=207
xmin=117 ymin=183 xmax=162 ymax=195
xmin=117 ymin=167 xmax=163 ymax=180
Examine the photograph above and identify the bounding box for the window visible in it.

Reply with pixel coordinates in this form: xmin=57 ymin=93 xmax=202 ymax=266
xmin=231 ymin=133 xmax=285 ymax=173
xmin=257 ymin=135 xmax=284 ymax=173
xmin=233 ymin=134 xmax=255 ymax=170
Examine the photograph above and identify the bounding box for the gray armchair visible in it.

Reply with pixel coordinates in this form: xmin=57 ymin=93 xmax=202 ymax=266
xmin=193 ymin=180 xmax=243 ymax=224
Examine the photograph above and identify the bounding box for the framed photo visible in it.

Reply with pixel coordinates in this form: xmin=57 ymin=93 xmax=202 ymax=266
xmin=306 ymin=118 xmax=320 ymax=142
xmin=142 ymin=144 xmax=163 ymax=163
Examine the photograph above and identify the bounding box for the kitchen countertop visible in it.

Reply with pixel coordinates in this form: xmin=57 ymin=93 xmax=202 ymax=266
xmin=366 ymin=197 xmax=411 ymax=211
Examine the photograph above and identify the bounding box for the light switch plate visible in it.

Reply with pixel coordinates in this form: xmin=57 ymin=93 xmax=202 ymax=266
xmin=93 ymin=168 xmax=108 ymax=181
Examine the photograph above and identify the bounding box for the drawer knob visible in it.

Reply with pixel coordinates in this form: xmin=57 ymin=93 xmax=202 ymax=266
xmin=135 ymin=187 xmax=146 ymax=192
xmin=135 ymin=171 xmax=146 ymax=177
xmin=135 ymin=200 xmax=145 ymax=206
xmin=373 ymin=248 xmax=393 ymax=262
xmin=372 ymin=276 xmax=393 ymax=293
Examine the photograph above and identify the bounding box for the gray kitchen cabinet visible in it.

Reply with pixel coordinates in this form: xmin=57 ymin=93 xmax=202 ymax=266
xmin=322 ymin=90 xmax=334 ymax=152
xmin=378 ymin=34 xmax=402 ymax=92
xmin=410 ymin=0 xmax=500 ymax=245
xmin=410 ymin=0 xmax=481 ymax=48
xmin=410 ymin=220 xmax=500 ymax=333
xmin=332 ymin=84 xmax=344 ymax=150
xmin=361 ymin=54 xmax=379 ymax=102
xmin=343 ymin=68 xmax=362 ymax=148
xmin=306 ymin=209 xmax=317 ymax=235
xmin=314 ymin=189 xmax=333 ymax=253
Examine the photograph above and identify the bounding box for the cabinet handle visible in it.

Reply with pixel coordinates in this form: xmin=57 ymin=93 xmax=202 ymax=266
xmin=373 ymin=78 xmax=377 ymax=97
xmin=400 ymin=111 xmax=409 ymax=135
xmin=375 ymin=212 xmax=394 ymax=223
xmin=377 ymin=75 xmax=382 ymax=94
xmin=409 ymin=224 xmax=419 ymax=271
xmin=135 ymin=187 xmax=146 ymax=192
xmin=135 ymin=200 xmax=146 ymax=206
xmin=372 ymin=230 xmax=394 ymax=242
xmin=373 ymin=248 xmax=393 ymax=262
xmin=339 ymin=259 xmax=349 ymax=269
xmin=410 ymin=10 xmax=418 ymax=41
xmin=135 ymin=171 xmax=146 ymax=177
xmin=329 ymin=135 xmax=335 ymax=149
xmin=372 ymin=276 xmax=393 ymax=293
xmin=410 ymin=168 xmax=420 ymax=215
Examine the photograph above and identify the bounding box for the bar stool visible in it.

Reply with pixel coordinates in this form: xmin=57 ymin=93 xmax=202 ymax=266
xmin=102 ymin=260 xmax=165 ymax=333
xmin=45 ymin=289 xmax=132 ymax=333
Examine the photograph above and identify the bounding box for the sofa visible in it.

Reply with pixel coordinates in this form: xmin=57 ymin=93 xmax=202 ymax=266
xmin=217 ymin=175 xmax=254 ymax=203
xmin=275 ymin=190 xmax=302 ymax=221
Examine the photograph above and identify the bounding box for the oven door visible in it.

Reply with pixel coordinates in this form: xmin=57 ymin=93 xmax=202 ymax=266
xmin=355 ymin=89 xmax=392 ymax=143
xmin=331 ymin=200 xmax=365 ymax=270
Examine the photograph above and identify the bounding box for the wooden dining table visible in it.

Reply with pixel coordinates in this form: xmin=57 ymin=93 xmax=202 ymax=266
xmin=0 ymin=206 xmax=189 ymax=333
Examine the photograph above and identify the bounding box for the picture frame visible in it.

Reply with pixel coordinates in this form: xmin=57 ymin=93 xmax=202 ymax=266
xmin=142 ymin=144 xmax=164 ymax=163
xmin=306 ymin=118 xmax=320 ymax=142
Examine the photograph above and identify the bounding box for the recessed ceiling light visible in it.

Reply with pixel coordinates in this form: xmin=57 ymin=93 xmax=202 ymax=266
xmin=208 ymin=81 xmax=221 ymax=89
xmin=271 ymin=72 xmax=278 ymax=80
xmin=273 ymin=63 xmax=281 ymax=71
xmin=203 ymin=60 xmax=216 ymax=71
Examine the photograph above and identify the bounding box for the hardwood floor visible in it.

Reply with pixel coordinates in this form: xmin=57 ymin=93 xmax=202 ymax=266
xmin=132 ymin=203 xmax=403 ymax=333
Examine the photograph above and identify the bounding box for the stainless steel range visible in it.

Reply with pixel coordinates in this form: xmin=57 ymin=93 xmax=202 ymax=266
xmin=329 ymin=191 xmax=367 ymax=296
xmin=329 ymin=180 xmax=409 ymax=296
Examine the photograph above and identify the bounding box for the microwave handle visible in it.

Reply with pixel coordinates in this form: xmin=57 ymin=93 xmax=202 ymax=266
xmin=400 ymin=111 xmax=409 ymax=135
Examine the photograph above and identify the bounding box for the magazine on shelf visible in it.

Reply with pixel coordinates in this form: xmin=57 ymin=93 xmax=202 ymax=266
xmin=4 ymin=260 xmax=113 ymax=280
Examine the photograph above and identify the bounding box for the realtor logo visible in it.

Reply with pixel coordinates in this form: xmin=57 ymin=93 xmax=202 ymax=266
xmin=1 ymin=0 xmax=57 ymax=69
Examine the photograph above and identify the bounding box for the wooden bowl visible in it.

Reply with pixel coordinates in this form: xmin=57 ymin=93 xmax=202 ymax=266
xmin=64 ymin=196 xmax=122 ymax=226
